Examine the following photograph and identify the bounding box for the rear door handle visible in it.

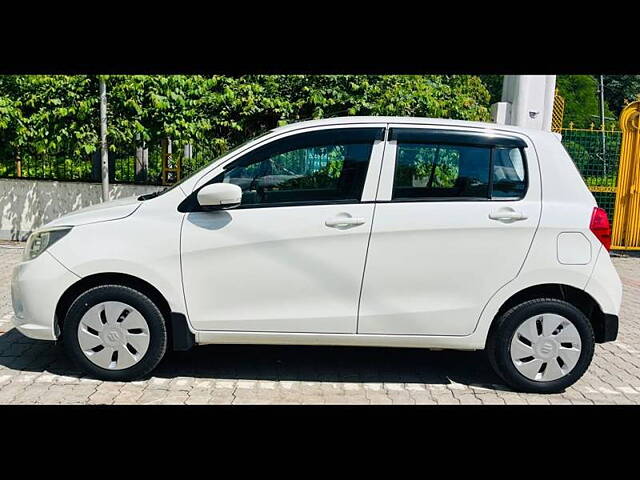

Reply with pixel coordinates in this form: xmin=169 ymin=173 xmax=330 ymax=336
xmin=325 ymin=216 xmax=367 ymax=228
xmin=489 ymin=209 xmax=528 ymax=222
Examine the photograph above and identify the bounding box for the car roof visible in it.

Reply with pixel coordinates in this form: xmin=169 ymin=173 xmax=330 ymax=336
xmin=269 ymin=116 xmax=548 ymax=138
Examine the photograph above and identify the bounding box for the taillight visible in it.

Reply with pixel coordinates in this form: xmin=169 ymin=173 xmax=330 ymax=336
xmin=590 ymin=207 xmax=611 ymax=251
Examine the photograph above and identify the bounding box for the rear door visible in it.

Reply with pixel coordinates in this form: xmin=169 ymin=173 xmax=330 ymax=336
xmin=358 ymin=126 xmax=541 ymax=336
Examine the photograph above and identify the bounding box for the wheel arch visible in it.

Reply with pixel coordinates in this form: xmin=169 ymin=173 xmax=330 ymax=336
xmin=489 ymin=283 xmax=609 ymax=343
xmin=55 ymin=272 xmax=173 ymax=342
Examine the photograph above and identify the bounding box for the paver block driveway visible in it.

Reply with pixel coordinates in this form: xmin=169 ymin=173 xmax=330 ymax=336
xmin=1 ymin=241 xmax=639 ymax=405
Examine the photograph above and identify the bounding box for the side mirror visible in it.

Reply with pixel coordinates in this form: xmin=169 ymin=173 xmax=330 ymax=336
xmin=197 ymin=183 xmax=242 ymax=210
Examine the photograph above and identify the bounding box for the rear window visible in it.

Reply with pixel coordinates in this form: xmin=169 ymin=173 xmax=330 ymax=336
xmin=391 ymin=131 xmax=527 ymax=201
xmin=393 ymin=144 xmax=491 ymax=199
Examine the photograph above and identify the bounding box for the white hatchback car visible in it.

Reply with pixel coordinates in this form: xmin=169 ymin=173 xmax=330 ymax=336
xmin=12 ymin=117 xmax=622 ymax=393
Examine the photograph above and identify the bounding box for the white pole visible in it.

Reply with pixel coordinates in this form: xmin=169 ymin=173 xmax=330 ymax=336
xmin=600 ymin=75 xmax=606 ymax=176
xmin=495 ymin=75 xmax=556 ymax=131
xmin=99 ymin=78 xmax=109 ymax=202
xmin=542 ymin=75 xmax=556 ymax=131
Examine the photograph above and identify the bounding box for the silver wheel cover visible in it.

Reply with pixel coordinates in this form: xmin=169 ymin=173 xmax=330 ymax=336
xmin=77 ymin=301 xmax=151 ymax=370
xmin=510 ymin=313 xmax=582 ymax=382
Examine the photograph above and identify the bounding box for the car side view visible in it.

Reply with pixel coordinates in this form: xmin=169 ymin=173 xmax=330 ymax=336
xmin=11 ymin=116 xmax=622 ymax=393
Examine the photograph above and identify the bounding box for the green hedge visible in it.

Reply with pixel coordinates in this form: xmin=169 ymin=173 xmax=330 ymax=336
xmin=0 ymin=75 xmax=492 ymax=183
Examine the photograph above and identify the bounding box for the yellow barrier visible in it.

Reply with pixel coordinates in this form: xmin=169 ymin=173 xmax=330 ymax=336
xmin=551 ymin=89 xmax=565 ymax=133
xmin=611 ymin=101 xmax=640 ymax=250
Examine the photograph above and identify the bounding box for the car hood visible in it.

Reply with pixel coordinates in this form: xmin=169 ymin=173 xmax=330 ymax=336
xmin=43 ymin=195 xmax=143 ymax=229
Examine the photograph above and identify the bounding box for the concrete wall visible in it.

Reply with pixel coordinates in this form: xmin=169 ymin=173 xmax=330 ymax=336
xmin=0 ymin=178 xmax=160 ymax=240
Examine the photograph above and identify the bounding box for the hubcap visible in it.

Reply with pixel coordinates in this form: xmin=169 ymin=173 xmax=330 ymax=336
xmin=510 ymin=313 xmax=582 ymax=382
xmin=77 ymin=301 xmax=150 ymax=370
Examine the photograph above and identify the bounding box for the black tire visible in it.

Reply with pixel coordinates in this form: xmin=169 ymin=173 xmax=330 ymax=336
xmin=62 ymin=285 xmax=167 ymax=381
xmin=486 ymin=298 xmax=595 ymax=394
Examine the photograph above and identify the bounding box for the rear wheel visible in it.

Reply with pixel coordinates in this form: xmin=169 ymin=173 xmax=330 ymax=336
xmin=62 ymin=285 xmax=167 ymax=381
xmin=487 ymin=298 xmax=595 ymax=393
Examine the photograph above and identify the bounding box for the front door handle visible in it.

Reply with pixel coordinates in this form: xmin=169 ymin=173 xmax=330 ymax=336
xmin=325 ymin=216 xmax=367 ymax=228
xmin=489 ymin=208 xmax=528 ymax=222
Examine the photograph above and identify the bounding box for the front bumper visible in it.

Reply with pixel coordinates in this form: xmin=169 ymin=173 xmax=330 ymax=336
xmin=11 ymin=251 xmax=80 ymax=341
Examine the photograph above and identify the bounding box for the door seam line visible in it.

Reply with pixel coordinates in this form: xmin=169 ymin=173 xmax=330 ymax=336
xmin=356 ymin=124 xmax=389 ymax=334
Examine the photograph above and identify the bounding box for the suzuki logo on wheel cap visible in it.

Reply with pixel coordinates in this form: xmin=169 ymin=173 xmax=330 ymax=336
xmin=104 ymin=329 xmax=124 ymax=345
xmin=107 ymin=331 xmax=120 ymax=343
xmin=540 ymin=341 xmax=554 ymax=355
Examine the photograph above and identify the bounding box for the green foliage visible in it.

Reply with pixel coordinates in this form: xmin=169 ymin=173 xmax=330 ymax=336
xmin=557 ymin=75 xmax=616 ymax=128
xmin=603 ymin=75 xmax=640 ymax=117
xmin=394 ymin=145 xmax=461 ymax=188
xmin=0 ymin=75 xmax=492 ymax=183
xmin=0 ymin=76 xmax=99 ymax=170
xmin=280 ymin=160 xmax=345 ymax=190
xmin=478 ymin=75 xmax=503 ymax=105
xmin=191 ymin=75 xmax=492 ymax=151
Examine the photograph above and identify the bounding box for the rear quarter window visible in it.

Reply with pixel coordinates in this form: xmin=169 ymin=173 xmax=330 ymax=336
xmin=491 ymin=147 xmax=527 ymax=199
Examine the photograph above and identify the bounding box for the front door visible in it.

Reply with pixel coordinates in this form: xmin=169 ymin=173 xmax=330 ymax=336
xmin=358 ymin=126 xmax=542 ymax=336
xmin=181 ymin=126 xmax=385 ymax=333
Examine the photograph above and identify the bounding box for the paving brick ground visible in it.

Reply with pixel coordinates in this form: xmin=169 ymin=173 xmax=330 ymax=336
xmin=1 ymin=240 xmax=639 ymax=405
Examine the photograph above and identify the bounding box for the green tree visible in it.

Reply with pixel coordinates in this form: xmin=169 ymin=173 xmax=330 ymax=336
xmin=603 ymin=75 xmax=640 ymax=117
xmin=0 ymin=75 xmax=492 ymax=181
xmin=478 ymin=75 xmax=503 ymax=105
xmin=0 ymin=75 xmax=100 ymax=178
xmin=556 ymin=75 xmax=616 ymax=128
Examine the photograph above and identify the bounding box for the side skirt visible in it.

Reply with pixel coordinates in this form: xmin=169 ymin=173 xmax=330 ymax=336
xmin=194 ymin=330 xmax=485 ymax=351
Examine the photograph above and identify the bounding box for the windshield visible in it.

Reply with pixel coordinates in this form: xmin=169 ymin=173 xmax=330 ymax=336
xmin=138 ymin=130 xmax=274 ymax=201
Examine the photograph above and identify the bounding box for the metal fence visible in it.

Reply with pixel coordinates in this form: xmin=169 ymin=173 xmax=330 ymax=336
xmin=0 ymin=124 xmax=627 ymax=213
xmin=558 ymin=123 xmax=622 ymax=221
xmin=0 ymin=140 xmax=225 ymax=185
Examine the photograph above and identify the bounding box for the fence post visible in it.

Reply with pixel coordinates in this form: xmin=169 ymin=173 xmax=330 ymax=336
xmin=99 ymin=77 xmax=109 ymax=202
xmin=161 ymin=137 xmax=182 ymax=185
xmin=161 ymin=138 xmax=170 ymax=185
xmin=15 ymin=154 xmax=21 ymax=178
xmin=135 ymin=134 xmax=149 ymax=183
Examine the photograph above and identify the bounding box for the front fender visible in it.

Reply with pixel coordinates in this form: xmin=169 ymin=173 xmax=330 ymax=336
xmin=47 ymin=191 xmax=187 ymax=316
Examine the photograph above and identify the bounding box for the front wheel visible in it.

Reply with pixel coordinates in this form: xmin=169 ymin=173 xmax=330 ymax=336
xmin=486 ymin=298 xmax=595 ymax=394
xmin=62 ymin=285 xmax=168 ymax=381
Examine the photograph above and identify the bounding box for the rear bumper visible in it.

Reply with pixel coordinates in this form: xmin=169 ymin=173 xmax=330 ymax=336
xmin=585 ymin=248 xmax=623 ymax=316
xmin=584 ymin=248 xmax=621 ymax=344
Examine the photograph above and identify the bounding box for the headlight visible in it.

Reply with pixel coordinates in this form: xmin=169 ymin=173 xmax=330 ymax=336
xmin=23 ymin=227 xmax=72 ymax=261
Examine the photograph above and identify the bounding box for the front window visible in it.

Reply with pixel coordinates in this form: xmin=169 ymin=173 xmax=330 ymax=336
xmin=210 ymin=128 xmax=382 ymax=207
